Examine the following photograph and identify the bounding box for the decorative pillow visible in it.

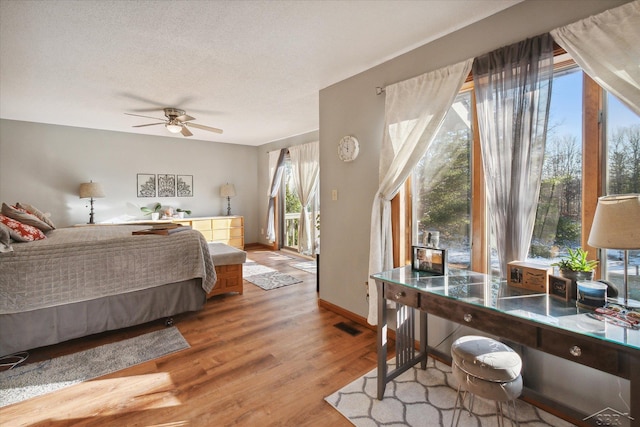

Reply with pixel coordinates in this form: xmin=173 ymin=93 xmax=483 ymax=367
xmin=15 ymin=202 xmax=56 ymax=230
xmin=0 ymin=214 xmax=47 ymax=242
xmin=0 ymin=222 xmax=13 ymax=253
xmin=1 ymin=203 xmax=53 ymax=232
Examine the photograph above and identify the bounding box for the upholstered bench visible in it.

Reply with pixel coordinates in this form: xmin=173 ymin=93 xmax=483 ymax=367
xmin=450 ymin=335 xmax=523 ymax=427
xmin=208 ymin=242 xmax=247 ymax=297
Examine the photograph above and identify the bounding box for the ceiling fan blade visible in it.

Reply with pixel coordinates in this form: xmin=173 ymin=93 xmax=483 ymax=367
xmin=125 ymin=112 xmax=166 ymax=121
xmin=187 ymin=122 xmax=223 ymax=134
xmin=181 ymin=126 xmax=193 ymax=137
xmin=133 ymin=122 xmax=164 ymax=128
xmin=176 ymin=114 xmax=195 ymax=122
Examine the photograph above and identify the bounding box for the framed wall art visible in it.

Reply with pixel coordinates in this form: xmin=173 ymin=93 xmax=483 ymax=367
xmin=177 ymin=175 xmax=193 ymax=197
xmin=157 ymin=174 xmax=176 ymax=197
xmin=411 ymin=246 xmax=447 ymax=276
xmin=137 ymin=174 xmax=156 ymax=197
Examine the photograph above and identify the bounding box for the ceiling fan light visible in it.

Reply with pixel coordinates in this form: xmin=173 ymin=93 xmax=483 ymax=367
xmin=166 ymin=123 xmax=182 ymax=133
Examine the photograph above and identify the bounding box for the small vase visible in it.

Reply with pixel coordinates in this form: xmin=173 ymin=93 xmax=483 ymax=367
xmin=177 ymin=212 xmax=184 ymax=219
xmin=151 ymin=212 xmax=160 ymax=221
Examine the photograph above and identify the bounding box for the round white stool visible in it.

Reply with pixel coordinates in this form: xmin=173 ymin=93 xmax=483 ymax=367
xmin=450 ymin=335 xmax=523 ymax=427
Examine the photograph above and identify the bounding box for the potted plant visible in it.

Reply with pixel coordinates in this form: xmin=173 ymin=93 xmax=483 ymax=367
xmin=176 ymin=208 xmax=191 ymax=219
xmin=552 ymin=248 xmax=599 ymax=298
xmin=141 ymin=202 xmax=162 ymax=220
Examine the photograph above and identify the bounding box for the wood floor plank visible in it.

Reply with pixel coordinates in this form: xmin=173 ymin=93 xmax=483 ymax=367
xmin=1 ymin=249 xmax=376 ymax=426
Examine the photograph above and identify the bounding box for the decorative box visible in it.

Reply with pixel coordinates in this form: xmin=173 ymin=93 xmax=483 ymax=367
xmin=507 ymin=261 xmax=552 ymax=292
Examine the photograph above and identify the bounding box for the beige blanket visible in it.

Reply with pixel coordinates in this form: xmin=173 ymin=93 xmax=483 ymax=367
xmin=0 ymin=225 xmax=216 ymax=314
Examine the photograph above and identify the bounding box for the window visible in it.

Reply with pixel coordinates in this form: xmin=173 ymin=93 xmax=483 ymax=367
xmin=412 ymin=91 xmax=472 ymax=269
xmin=528 ymin=67 xmax=584 ymax=265
xmin=604 ymin=93 xmax=640 ymax=297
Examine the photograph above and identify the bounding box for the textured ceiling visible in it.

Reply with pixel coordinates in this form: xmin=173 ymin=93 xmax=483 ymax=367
xmin=0 ymin=0 xmax=520 ymax=146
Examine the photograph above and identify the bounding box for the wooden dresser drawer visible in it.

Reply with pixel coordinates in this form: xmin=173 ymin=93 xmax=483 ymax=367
xmin=191 ymin=220 xmax=213 ymax=232
xmin=422 ymin=296 xmax=537 ymax=347
xmin=384 ymin=283 xmax=419 ymax=308
xmin=538 ymin=329 xmax=619 ymax=375
xmin=212 ymin=228 xmax=243 ymax=239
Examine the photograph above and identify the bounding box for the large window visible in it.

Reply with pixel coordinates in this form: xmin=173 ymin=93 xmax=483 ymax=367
xmin=407 ymin=59 xmax=639 ymax=285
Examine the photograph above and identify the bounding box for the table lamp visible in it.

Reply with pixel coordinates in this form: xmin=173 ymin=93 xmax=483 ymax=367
xmin=587 ymin=194 xmax=640 ymax=308
xmin=220 ymin=183 xmax=236 ymax=216
xmin=79 ymin=181 xmax=105 ymax=224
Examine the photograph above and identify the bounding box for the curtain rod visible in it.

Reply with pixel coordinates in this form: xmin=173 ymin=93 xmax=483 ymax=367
xmin=375 ymin=86 xmax=385 ymax=96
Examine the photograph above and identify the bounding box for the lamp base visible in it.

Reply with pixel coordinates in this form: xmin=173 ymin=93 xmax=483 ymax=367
xmin=88 ymin=197 xmax=96 ymax=224
xmin=226 ymin=196 xmax=232 ymax=216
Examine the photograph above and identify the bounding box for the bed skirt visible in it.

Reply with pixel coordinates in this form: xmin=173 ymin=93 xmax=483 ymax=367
xmin=0 ymin=279 xmax=205 ymax=357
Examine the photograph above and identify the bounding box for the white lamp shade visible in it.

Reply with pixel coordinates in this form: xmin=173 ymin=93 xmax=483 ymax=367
xmin=588 ymin=194 xmax=640 ymax=250
xmin=79 ymin=182 xmax=105 ymax=199
xmin=220 ymin=183 xmax=236 ymax=198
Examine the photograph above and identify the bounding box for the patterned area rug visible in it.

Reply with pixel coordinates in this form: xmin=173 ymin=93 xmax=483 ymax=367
xmin=0 ymin=327 xmax=189 ymax=408
xmin=325 ymin=357 xmax=576 ymax=427
xmin=243 ymin=260 xmax=302 ymax=290
xmin=291 ymin=261 xmax=317 ymax=274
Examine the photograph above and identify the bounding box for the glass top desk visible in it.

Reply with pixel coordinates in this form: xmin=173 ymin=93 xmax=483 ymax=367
xmin=371 ymin=266 xmax=640 ymax=425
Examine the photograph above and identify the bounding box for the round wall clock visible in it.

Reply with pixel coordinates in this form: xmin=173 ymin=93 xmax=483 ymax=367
xmin=338 ymin=135 xmax=360 ymax=162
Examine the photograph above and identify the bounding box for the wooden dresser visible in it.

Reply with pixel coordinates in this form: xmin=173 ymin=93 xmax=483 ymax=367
xmin=172 ymin=216 xmax=244 ymax=249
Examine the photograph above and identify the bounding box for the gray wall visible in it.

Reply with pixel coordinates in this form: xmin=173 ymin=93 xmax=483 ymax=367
xmin=317 ymin=0 xmax=631 ymax=417
xmin=0 ymin=119 xmax=260 ymax=240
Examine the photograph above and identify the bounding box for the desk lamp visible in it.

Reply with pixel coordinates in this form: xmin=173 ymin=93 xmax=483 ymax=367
xmin=220 ymin=183 xmax=236 ymax=216
xmin=79 ymin=181 xmax=105 ymax=224
xmin=588 ymin=194 xmax=640 ymax=308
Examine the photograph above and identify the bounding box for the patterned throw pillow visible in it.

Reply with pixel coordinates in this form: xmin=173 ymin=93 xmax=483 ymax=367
xmin=0 ymin=214 xmax=47 ymax=242
xmin=16 ymin=202 xmax=56 ymax=230
xmin=0 ymin=222 xmax=13 ymax=253
xmin=1 ymin=203 xmax=53 ymax=232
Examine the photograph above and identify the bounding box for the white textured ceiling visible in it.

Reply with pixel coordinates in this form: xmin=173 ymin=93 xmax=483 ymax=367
xmin=0 ymin=0 xmax=520 ymax=146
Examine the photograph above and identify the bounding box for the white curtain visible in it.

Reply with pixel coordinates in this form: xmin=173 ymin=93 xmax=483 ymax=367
xmin=367 ymin=59 xmax=473 ymax=325
xmin=473 ymin=33 xmax=554 ymax=278
xmin=266 ymin=149 xmax=286 ymax=243
xmin=289 ymin=141 xmax=319 ymax=255
xmin=551 ymin=0 xmax=640 ymax=115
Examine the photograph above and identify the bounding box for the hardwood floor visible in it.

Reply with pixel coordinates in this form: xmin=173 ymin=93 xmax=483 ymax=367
xmin=1 ymin=248 xmax=378 ymax=426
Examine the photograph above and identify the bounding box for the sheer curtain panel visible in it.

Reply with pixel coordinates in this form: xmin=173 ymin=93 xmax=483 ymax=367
xmin=551 ymin=0 xmax=640 ymax=115
xmin=266 ymin=149 xmax=286 ymax=243
xmin=473 ymin=33 xmax=554 ymax=278
xmin=367 ymin=59 xmax=473 ymax=325
xmin=288 ymin=141 xmax=319 ymax=255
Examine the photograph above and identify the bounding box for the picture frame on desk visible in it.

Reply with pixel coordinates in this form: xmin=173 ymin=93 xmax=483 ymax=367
xmin=548 ymin=275 xmax=571 ymax=301
xmin=411 ymin=246 xmax=447 ymax=275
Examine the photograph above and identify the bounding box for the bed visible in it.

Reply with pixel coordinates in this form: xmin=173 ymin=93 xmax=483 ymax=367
xmin=0 ymin=225 xmax=217 ymax=356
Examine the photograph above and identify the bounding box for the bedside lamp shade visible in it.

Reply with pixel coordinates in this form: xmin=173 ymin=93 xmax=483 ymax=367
xmin=79 ymin=181 xmax=105 ymax=224
xmin=220 ymin=183 xmax=236 ymax=198
xmin=588 ymin=194 xmax=640 ymax=307
xmin=79 ymin=182 xmax=105 ymax=199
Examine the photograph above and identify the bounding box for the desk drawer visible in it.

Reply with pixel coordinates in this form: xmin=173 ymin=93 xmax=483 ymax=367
xmin=384 ymin=283 xmax=419 ymax=308
xmin=422 ymin=296 xmax=537 ymax=347
xmin=538 ymin=329 xmax=619 ymax=375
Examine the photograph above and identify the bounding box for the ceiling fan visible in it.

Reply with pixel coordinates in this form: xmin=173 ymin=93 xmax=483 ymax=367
xmin=125 ymin=108 xmax=223 ymax=137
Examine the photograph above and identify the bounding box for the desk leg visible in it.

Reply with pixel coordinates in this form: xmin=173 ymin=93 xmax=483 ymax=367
xmin=631 ymin=354 xmax=639 ymax=427
xmin=420 ymin=310 xmax=427 ymax=370
xmin=377 ymin=280 xmax=387 ymax=400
